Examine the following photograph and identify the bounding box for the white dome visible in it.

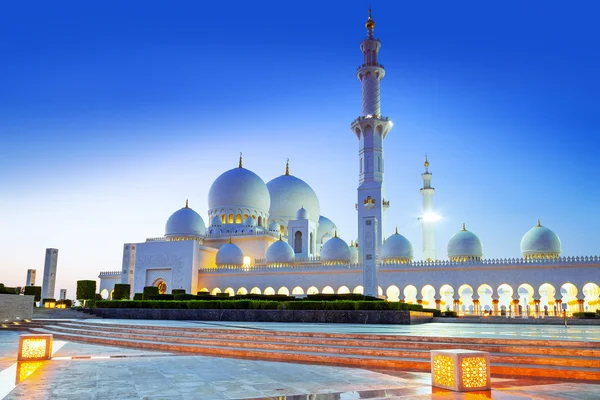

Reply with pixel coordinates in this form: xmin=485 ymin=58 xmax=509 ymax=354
xmin=210 ymin=216 xmax=221 ymax=227
xmin=320 ymin=235 xmax=351 ymax=265
xmin=267 ymin=173 xmax=320 ymax=226
xmin=165 ymin=204 xmax=206 ymax=238
xmin=317 ymin=215 xmax=337 ymax=240
xmin=244 ymin=216 xmax=257 ymax=226
xmin=208 ymin=166 xmax=270 ymax=215
xmin=447 ymin=224 xmax=483 ymax=261
xmin=296 ymin=207 xmax=309 ymax=220
xmin=268 ymin=220 xmax=280 ymax=232
xmin=266 ymin=239 xmax=295 ymax=265
xmin=216 ymin=241 xmax=244 ymax=267
xmin=520 ymin=220 xmax=561 ymax=259
xmin=382 ymin=229 xmax=413 ymax=263
xmin=349 ymin=241 xmax=359 ymax=264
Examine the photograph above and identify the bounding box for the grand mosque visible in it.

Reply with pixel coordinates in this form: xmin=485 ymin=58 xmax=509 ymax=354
xmin=99 ymin=10 xmax=600 ymax=317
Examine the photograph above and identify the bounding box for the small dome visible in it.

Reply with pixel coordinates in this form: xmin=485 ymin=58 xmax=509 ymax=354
xmin=349 ymin=241 xmax=359 ymax=264
xmin=447 ymin=224 xmax=483 ymax=261
xmin=317 ymin=215 xmax=337 ymax=240
xmin=244 ymin=216 xmax=256 ymax=226
xmin=296 ymin=207 xmax=309 ymax=220
xmin=210 ymin=216 xmax=221 ymax=227
xmin=165 ymin=203 xmax=206 ymax=238
xmin=216 ymin=241 xmax=244 ymax=267
xmin=208 ymin=165 xmax=270 ymax=215
xmin=520 ymin=220 xmax=561 ymax=259
xmin=382 ymin=229 xmax=413 ymax=263
xmin=268 ymin=221 xmax=280 ymax=232
xmin=320 ymin=234 xmax=351 ymax=265
xmin=266 ymin=238 xmax=295 ymax=265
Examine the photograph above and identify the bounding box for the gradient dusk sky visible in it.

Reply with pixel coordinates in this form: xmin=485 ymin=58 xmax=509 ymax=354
xmin=1 ymin=1 xmax=598 ymax=298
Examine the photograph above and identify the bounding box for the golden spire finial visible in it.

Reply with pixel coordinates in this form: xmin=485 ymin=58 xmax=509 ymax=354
xmin=424 ymin=154 xmax=429 ymax=169
xmin=350 ymin=240 xmax=354 ymax=247
xmin=238 ymin=152 xmax=243 ymax=168
xmin=334 ymin=230 xmax=338 ymax=238
xmin=365 ymin=5 xmax=375 ymax=31
xmin=537 ymin=218 xmax=541 ymax=227
xmin=229 ymin=236 xmax=232 ymax=244
xmin=285 ymin=158 xmax=290 ymax=175
xmin=279 ymin=234 xmax=282 ymax=241
xmin=185 ymin=199 xmax=189 ymax=208
xmin=462 ymin=223 xmax=466 ymax=231
xmin=395 ymin=226 xmax=398 ymax=235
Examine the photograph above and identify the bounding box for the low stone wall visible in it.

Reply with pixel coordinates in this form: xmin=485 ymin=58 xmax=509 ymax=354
xmin=433 ymin=316 xmax=600 ymax=325
xmin=0 ymin=294 xmax=34 ymax=322
xmin=92 ymin=308 xmax=432 ymax=324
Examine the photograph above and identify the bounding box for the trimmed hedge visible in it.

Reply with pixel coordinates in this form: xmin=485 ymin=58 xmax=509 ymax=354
xmin=573 ymin=312 xmax=597 ymax=319
xmin=306 ymin=294 xmax=381 ymax=302
xmin=0 ymin=285 xmax=19 ymax=295
xmin=95 ymin=299 xmax=427 ymax=312
xmin=77 ymin=280 xmax=96 ymax=302
xmin=113 ymin=284 xmax=130 ymax=300
xmin=442 ymin=311 xmax=457 ymax=317
xmin=423 ymin=308 xmax=441 ymax=317
xmin=24 ymin=286 xmax=42 ymax=302
xmin=133 ymin=293 xmax=143 ymax=301
xmin=143 ymin=286 xmax=159 ymax=300
xmin=149 ymin=294 xmax=175 ymax=301
xmin=172 ymin=289 xmax=186 ymax=295
xmin=58 ymin=299 xmax=73 ymax=308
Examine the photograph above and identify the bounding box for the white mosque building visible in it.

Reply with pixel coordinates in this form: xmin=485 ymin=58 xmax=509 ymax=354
xmin=99 ymin=11 xmax=600 ymax=317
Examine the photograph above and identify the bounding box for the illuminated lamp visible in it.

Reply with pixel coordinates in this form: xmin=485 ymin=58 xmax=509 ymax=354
xmin=431 ymin=349 xmax=490 ymax=392
xmin=18 ymin=334 xmax=53 ymax=361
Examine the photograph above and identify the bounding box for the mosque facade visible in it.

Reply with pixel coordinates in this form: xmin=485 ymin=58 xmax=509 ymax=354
xmin=99 ymin=11 xmax=600 ymax=316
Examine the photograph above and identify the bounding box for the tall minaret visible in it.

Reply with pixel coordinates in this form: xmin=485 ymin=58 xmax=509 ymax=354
xmin=351 ymin=8 xmax=393 ymax=297
xmin=419 ymin=155 xmax=436 ymax=261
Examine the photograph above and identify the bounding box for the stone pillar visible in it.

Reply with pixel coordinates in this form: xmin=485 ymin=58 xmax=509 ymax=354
xmin=435 ymin=298 xmax=441 ymax=311
xmin=534 ymin=300 xmax=541 ymax=318
xmin=492 ymin=299 xmax=499 ymax=316
xmin=453 ymin=299 xmax=460 ymax=314
xmin=511 ymin=299 xmax=520 ymax=318
xmin=555 ymin=300 xmax=562 ymax=316
xmin=578 ymin=298 xmax=585 ymax=313
xmin=472 ymin=299 xmax=480 ymax=316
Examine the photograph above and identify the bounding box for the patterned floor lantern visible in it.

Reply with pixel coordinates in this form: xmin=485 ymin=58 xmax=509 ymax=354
xmin=18 ymin=334 xmax=53 ymax=361
xmin=431 ymin=349 xmax=491 ymax=392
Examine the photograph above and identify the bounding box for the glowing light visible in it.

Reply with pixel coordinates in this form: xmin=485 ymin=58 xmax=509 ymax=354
xmin=18 ymin=335 xmax=53 ymax=361
xmin=16 ymin=361 xmax=44 ymax=384
xmin=433 ymin=355 xmax=455 ymax=388
xmin=243 ymin=256 xmax=251 ymax=267
xmin=421 ymin=212 xmax=441 ymax=222
xmin=431 ymin=350 xmax=490 ymax=392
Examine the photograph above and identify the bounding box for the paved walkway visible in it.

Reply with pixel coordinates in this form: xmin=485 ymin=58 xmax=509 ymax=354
xmin=1 ymin=323 xmax=600 ymax=399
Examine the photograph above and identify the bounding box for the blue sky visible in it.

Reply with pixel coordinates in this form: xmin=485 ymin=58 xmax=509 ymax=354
xmin=1 ymin=1 xmax=598 ymax=297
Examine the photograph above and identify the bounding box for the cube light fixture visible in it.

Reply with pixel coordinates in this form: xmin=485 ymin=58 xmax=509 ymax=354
xmin=431 ymin=349 xmax=490 ymax=392
xmin=18 ymin=334 xmax=53 ymax=361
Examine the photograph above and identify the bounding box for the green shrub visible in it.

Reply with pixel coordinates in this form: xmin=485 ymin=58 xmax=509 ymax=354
xmin=76 ymin=280 xmax=96 ymax=307
xmin=149 ymin=294 xmax=174 ymax=301
xmin=442 ymin=311 xmax=457 ymax=317
xmin=133 ymin=293 xmax=143 ymax=301
xmin=0 ymin=286 xmax=19 ymax=295
xmin=113 ymin=284 xmax=130 ymax=300
xmin=573 ymin=312 xmax=597 ymax=319
xmin=57 ymin=299 xmax=73 ymax=308
xmin=197 ymin=291 xmax=210 ymax=296
xmin=24 ymin=286 xmax=42 ymax=302
xmin=422 ymin=308 xmax=441 ymax=317
xmin=174 ymin=294 xmax=196 ymax=301
xmin=172 ymin=289 xmax=186 ymax=295
xmin=216 ymin=292 xmax=231 ymax=298
xmin=143 ymin=286 xmax=159 ymax=300
xmin=306 ymin=294 xmax=381 ymax=302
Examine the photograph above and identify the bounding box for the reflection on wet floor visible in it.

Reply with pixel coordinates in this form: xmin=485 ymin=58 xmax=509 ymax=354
xmin=15 ymin=361 xmax=43 ymax=384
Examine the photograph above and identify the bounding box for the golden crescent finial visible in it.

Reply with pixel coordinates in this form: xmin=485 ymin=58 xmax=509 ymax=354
xmin=185 ymin=199 xmax=189 ymax=208
xmin=462 ymin=223 xmax=466 ymax=231
xmin=229 ymin=236 xmax=232 ymax=244
xmin=279 ymin=234 xmax=282 ymax=241
xmin=285 ymin=158 xmax=290 ymax=175
xmin=424 ymin=154 xmax=429 ymax=169
xmin=366 ymin=5 xmax=375 ymax=31
xmin=537 ymin=218 xmax=541 ymax=227
xmin=239 ymin=152 xmax=243 ymax=168
xmin=334 ymin=230 xmax=338 ymax=238
xmin=395 ymin=226 xmax=398 ymax=234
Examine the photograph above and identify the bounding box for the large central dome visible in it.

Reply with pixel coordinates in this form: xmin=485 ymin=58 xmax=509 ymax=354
xmin=267 ymin=166 xmax=320 ymax=227
xmin=208 ymin=162 xmax=270 ymax=220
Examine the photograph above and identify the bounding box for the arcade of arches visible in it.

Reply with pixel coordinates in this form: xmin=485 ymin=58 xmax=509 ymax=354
xmin=201 ymin=282 xmax=600 ymax=316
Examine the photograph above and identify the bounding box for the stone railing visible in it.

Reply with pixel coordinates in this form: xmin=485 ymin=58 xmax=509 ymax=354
xmin=205 ymin=230 xmax=280 ymax=239
xmin=99 ymin=271 xmax=121 ymax=277
xmin=198 ymin=263 xmax=362 ymax=273
xmin=146 ymin=237 xmax=166 ymax=242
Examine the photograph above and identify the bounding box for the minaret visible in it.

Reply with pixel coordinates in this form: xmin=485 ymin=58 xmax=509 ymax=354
xmin=419 ymin=155 xmax=436 ymax=261
xmin=351 ymin=8 xmax=393 ymax=297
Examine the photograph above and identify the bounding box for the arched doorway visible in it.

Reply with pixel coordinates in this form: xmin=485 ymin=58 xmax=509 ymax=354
xmin=518 ymin=284 xmax=535 ymax=316
xmin=264 ymin=287 xmax=275 ymax=295
xmin=539 ymin=283 xmax=556 ymax=316
xmin=224 ymin=287 xmax=234 ymax=297
xmin=386 ymin=285 xmax=400 ymax=302
xmin=582 ymin=282 xmax=600 ymax=312
xmin=353 ymin=285 xmax=364 ymax=294
xmin=458 ymin=284 xmax=474 ymax=315
xmin=497 ymin=284 xmax=513 ymax=315
xmin=307 ymin=286 xmax=319 ymax=295
xmin=250 ymin=287 xmax=261 ymax=295
xmin=322 ymin=286 xmax=334 ymax=294
xmin=560 ymin=283 xmax=578 ymax=315
xmin=421 ymin=285 xmax=436 ymax=308
xmin=292 ymin=286 xmax=304 ymax=295
xmin=211 ymin=288 xmax=221 ymax=295
xmin=439 ymin=284 xmax=454 ymax=312
xmin=237 ymin=287 xmax=248 ymax=295
xmin=477 ymin=284 xmax=493 ymax=314
xmin=403 ymin=285 xmax=417 ymax=304
xmin=337 ymin=286 xmax=350 ymax=294
xmin=294 ymin=231 xmax=302 ymax=253
xmin=278 ymin=287 xmax=290 ymax=296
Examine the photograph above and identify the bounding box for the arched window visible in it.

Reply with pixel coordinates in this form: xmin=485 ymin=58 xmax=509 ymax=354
xmin=235 ymin=214 xmax=242 ymax=224
xmin=258 ymin=216 xmax=262 ymax=227
xmin=309 ymin=232 xmax=314 ymax=255
xmin=280 ymin=225 xmax=284 ymax=235
xmin=294 ymin=231 xmax=302 ymax=253
xmin=243 ymin=214 xmax=248 ymax=220
xmin=221 ymin=214 xmax=226 ymax=224
xmin=228 ymin=214 xmax=233 ymax=224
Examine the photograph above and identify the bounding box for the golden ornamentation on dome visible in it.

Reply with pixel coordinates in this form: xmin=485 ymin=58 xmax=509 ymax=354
xmin=395 ymin=226 xmax=399 ymax=235
xmin=239 ymin=152 xmax=243 ymax=168
xmin=185 ymin=199 xmax=189 ymax=208
xmin=285 ymin=158 xmax=290 ymax=175
xmin=537 ymin=218 xmax=541 ymax=227
xmin=462 ymin=223 xmax=466 ymax=231
xmin=424 ymin=154 xmax=429 ymax=168
xmin=365 ymin=7 xmax=375 ymax=30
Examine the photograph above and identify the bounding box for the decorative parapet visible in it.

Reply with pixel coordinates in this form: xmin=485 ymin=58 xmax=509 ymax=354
xmin=205 ymin=230 xmax=280 ymax=239
xmin=98 ymin=271 xmax=121 ymax=277
xmin=145 ymin=237 xmax=166 ymax=242
xmin=382 ymin=198 xmax=390 ymax=209
xmin=382 ymin=255 xmax=600 ymax=268
xmin=350 ymin=115 xmax=390 ymax=126
xmin=199 ymin=262 xmax=362 ymax=273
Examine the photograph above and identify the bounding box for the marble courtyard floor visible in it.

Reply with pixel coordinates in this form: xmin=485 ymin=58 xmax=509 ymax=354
xmin=1 ymin=322 xmax=600 ymax=399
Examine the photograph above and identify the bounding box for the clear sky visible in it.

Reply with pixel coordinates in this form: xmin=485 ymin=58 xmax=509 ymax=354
xmin=1 ymin=1 xmax=598 ymax=299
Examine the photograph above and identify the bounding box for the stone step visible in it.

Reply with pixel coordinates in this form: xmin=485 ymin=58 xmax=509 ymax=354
xmin=49 ymin=322 xmax=600 ymax=359
xmin=29 ymin=327 xmax=600 ymax=381
xmin=38 ymin=324 xmax=600 ymax=369
xmin=70 ymin=320 xmax=600 ymax=348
